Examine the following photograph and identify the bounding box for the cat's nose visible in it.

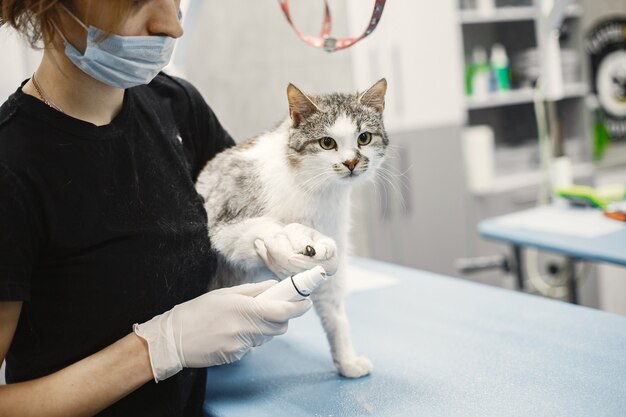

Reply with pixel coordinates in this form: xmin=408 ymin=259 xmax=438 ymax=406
xmin=343 ymin=159 xmax=358 ymax=171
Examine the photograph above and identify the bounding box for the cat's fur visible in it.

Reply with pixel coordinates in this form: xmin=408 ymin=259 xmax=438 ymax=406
xmin=195 ymin=79 xmax=388 ymax=378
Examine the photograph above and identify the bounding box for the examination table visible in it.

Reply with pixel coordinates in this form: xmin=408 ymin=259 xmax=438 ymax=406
xmin=204 ymin=257 xmax=626 ymax=417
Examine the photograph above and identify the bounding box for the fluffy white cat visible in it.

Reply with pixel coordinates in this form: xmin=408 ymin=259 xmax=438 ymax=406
xmin=195 ymin=79 xmax=388 ymax=378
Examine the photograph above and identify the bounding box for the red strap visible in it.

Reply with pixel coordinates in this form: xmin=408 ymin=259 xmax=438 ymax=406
xmin=278 ymin=0 xmax=386 ymax=52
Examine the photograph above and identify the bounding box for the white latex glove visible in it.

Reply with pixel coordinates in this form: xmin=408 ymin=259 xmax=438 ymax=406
xmin=133 ymin=280 xmax=311 ymax=382
xmin=254 ymin=223 xmax=339 ymax=278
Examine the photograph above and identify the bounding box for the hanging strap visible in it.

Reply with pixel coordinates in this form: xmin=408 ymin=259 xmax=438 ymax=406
xmin=278 ymin=0 xmax=386 ymax=52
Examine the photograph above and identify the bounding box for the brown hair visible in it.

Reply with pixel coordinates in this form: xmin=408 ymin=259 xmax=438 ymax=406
xmin=0 ymin=0 xmax=133 ymax=48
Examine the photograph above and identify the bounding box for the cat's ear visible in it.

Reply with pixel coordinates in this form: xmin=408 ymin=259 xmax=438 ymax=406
xmin=287 ymin=84 xmax=318 ymax=127
xmin=358 ymin=78 xmax=387 ymax=113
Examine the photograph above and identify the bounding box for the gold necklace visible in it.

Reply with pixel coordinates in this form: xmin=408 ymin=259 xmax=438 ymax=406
xmin=31 ymin=72 xmax=65 ymax=114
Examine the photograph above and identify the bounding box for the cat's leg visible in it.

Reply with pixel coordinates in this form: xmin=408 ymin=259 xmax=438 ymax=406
xmin=209 ymin=216 xmax=284 ymax=273
xmin=312 ymin=266 xmax=373 ymax=378
xmin=210 ymin=218 xmax=338 ymax=277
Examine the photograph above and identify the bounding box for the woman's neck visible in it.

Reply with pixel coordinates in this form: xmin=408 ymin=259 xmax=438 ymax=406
xmin=23 ymin=48 xmax=125 ymax=126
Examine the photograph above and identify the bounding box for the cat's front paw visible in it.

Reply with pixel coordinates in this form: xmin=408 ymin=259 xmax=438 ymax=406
xmin=336 ymin=355 xmax=373 ymax=378
xmin=283 ymin=223 xmax=339 ymax=275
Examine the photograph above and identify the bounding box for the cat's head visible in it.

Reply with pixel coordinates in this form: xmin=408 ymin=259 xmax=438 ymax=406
xmin=286 ymin=79 xmax=388 ymax=190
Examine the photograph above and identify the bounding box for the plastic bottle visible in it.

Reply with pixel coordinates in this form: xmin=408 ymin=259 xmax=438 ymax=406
xmin=256 ymin=266 xmax=327 ymax=301
xmin=470 ymin=46 xmax=491 ymax=99
xmin=490 ymin=43 xmax=511 ymax=91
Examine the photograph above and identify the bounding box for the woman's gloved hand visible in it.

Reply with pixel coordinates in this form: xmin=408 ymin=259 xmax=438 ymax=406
xmin=254 ymin=223 xmax=339 ymax=278
xmin=133 ymin=280 xmax=311 ymax=382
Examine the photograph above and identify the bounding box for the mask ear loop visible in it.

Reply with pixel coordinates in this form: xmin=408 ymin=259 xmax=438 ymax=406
xmin=278 ymin=0 xmax=386 ymax=52
xmin=57 ymin=3 xmax=90 ymax=32
xmin=50 ymin=19 xmax=70 ymax=44
xmin=51 ymin=3 xmax=89 ymax=51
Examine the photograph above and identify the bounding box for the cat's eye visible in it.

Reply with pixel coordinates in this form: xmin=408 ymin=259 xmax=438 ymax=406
xmin=319 ymin=137 xmax=337 ymax=150
xmin=357 ymin=132 xmax=372 ymax=146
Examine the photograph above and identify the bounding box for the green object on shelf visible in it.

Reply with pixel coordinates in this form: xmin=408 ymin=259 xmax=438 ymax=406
xmin=491 ymin=44 xmax=510 ymax=91
xmin=593 ymin=109 xmax=612 ymax=161
xmin=465 ymin=64 xmax=474 ymax=96
xmin=494 ymin=67 xmax=511 ymax=91
xmin=555 ymin=184 xmax=626 ymax=209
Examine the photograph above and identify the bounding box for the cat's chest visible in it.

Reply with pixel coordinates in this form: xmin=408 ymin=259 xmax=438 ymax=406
xmin=266 ymin=193 xmax=347 ymax=240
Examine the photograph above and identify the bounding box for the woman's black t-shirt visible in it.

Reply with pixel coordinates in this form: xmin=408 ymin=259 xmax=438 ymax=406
xmin=0 ymin=73 xmax=235 ymax=416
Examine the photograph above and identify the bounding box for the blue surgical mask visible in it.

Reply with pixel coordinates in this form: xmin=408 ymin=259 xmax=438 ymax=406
xmin=55 ymin=5 xmax=179 ymax=89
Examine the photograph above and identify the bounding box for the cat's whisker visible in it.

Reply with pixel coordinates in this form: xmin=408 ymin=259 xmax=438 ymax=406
xmin=312 ymin=172 xmax=338 ymax=193
xmin=298 ymin=170 xmax=331 ymax=190
xmin=298 ymin=170 xmax=335 ymax=195
xmin=370 ymin=175 xmax=388 ymax=219
xmin=372 ymin=169 xmax=393 ymax=217
xmin=377 ymin=166 xmax=412 ymax=193
xmin=379 ymin=143 xmax=402 ymax=161
xmin=378 ymin=165 xmax=412 ymax=179
xmin=377 ymin=169 xmax=405 ymax=200
xmin=375 ymin=169 xmax=407 ymax=213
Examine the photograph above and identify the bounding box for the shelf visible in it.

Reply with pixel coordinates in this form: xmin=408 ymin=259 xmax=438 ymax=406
xmin=466 ymin=82 xmax=588 ymax=110
xmin=459 ymin=4 xmax=583 ymax=24
xmin=459 ymin=7 xmax=537 ymax=24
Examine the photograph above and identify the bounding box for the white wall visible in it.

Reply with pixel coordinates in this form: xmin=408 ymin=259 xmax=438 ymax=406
xmin=170 ymin=0 xmax=354 ymax=142
xmin=0 ymin=27 xmax=41 ymax=102
xmin=346 ymin=0 xmax=465 ymax=133
xmin=171 ymin=0 xmax=465 ymax=139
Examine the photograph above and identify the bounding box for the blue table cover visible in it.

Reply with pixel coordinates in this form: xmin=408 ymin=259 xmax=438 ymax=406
xmin=204 ymin=257 xmax=626 ymax=417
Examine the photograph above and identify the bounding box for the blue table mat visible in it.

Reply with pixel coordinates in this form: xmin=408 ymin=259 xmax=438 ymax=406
xmin=204 ymin=258 xmax=626 ymax=417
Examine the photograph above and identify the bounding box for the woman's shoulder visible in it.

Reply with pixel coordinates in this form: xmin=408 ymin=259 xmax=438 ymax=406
xmin=146 ymin=72 xmax=206 ymax=109
xmin=0 ymin=91 xmax=35 ymax=163
xmin=138 ymin=72 xmax=218 ymax=131
xmin=0 ymin=91 xmax=22 ymax=132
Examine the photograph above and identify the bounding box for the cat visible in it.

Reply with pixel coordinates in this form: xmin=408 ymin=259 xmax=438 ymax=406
xmin=195 ymin=79 xmax=388 ymax=378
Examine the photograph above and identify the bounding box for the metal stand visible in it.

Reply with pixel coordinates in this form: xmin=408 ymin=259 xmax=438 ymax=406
xmin=564 ymin=258 xmax=578 ymax=304
xmin=458 ymin=245 xmax=579 ymax=304
xmin=512 ymin=244 xmax=524 ymax=292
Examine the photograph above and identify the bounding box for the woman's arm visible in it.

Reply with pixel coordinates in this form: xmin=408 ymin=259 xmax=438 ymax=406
xmin=0 ymin=279 xmax=312 ymax=417
xmin=0 ymin=301 xmax=153 ymax=417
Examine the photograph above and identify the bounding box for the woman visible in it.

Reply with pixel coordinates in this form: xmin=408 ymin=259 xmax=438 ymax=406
xmin=0 ymin=1 xmax=330 ymax=415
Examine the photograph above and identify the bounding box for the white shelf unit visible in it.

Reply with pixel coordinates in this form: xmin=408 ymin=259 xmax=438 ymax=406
xmin=459 ymin=6 xmax=538 ymax=24
xmin=466 ymin=82 xmax=588 ymax=110
xmin=458 ymin=1 xmax=595 ymax=290
xmin=460 ymin=0 xmax=591 ymax=185
xmin=459 ymin=4 xmax=583 ymax=24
